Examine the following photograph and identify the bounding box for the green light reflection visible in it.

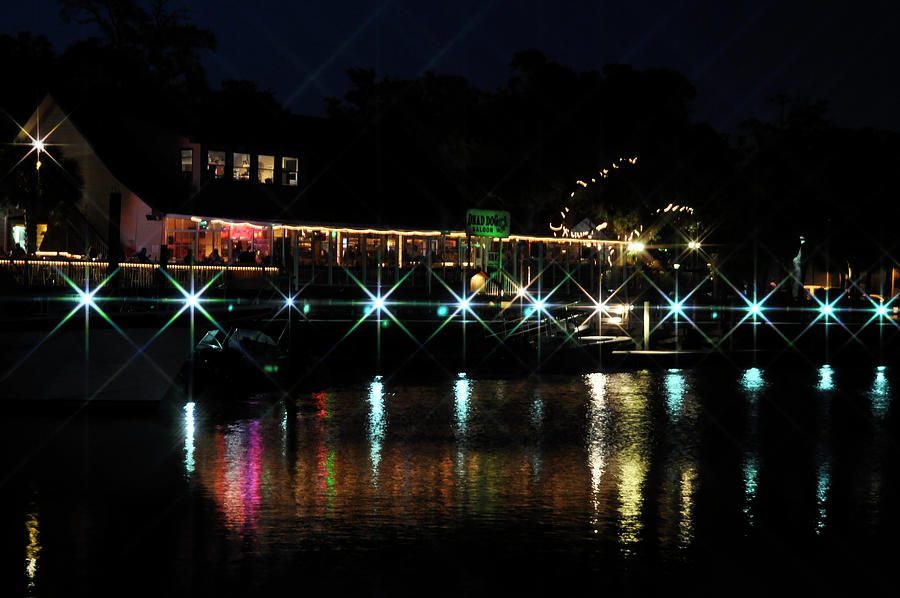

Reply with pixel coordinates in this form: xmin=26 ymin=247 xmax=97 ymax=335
xmin=664 ymin=369 xmax=685 ymax=420
xmin=743 ymin=457 xmax=759 ymax=527
xmin=184 ymin=402 xmax=196 ymax=478
xmin=869 ymin=366 xmax=891 ymax=419
xmin=817 ymin=365 xmax=834 ymax=391
xmin=454 ymin=373 xmax=470 ymax=441
xmin=368 ymin=376 xmax=387 ymax=483
xmin=740 ymin=367 xmax=764 ymax=393
xmin=817 ymin=461 xmax=830 ymax=534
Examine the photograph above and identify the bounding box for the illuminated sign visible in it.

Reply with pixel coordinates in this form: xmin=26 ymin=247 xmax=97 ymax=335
xmin=465 ymin=209 xmax=510 ymax=238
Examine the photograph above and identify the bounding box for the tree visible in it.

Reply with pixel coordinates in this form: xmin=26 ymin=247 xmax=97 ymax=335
xmin=59 ymin=0 xmax=215 ymax=94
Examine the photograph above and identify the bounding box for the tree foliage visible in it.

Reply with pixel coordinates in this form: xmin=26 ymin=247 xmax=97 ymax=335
xmin=59 ymin=0 xmax=215 ymax=93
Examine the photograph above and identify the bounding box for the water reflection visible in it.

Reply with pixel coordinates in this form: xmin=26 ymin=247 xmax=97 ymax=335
xmin=368 ymin=376 xmax=387 ymax=483
xmin=869 ymin=366 xmax=891 ymax=419
xmin=173 ymin=366 xmax=897 ymax=570
xmin=211 ymin=420 xmax=264 ymax=535
xmin=314 ymin=392 xmax=336 ymax=515
xmin=816 ymin=461 xmax=831 ymax=535
xmin=454 ymin=373 xmax=471 ymax=481
xmin=454 ymin=373 xmax=470 ymax=440
xmin=743 ymin=459 xmax=759 ymax=525
xmin=17 ymin=364 xmax=900 ymax=595
xmin=740 ymin=368 xmax=765 ymax=527
xmin=585 ymin=373 xmax=608 ymax=533
xmin=678 ymin=467 xmax=697 ymax=549
xmin=665 ymin=368 xmax=685 ymax=419
xmin=24 ymin=509 xmax=40 ymax=594
xmin=613 ymin=373 xmax=651 ymax=555
xmin=530 ymin=387 xmax=544 ymax=482
xmin=183 ymin=401 xmax=196 ymax=479
xmin=741 ymin=367 xmax=764 ymax=393
xmin=817 ymin=364 xmax=834 ymax=391
xmin=815 ymin=365 xmax=833 ymax=535
xmin=660 ymin=369 xmax=698 ymax=551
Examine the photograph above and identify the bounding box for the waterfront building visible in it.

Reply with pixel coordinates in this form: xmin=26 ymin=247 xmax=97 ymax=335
xmin=2 ymin=94 xmax=629 ymax=297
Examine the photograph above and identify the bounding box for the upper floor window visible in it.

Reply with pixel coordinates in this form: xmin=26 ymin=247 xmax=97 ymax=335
xmin=233 ymin=152 xmax=250 ymax=181
xmin=207 ymin=150 xmax=226 ymax=179
xmin=282 ymin=157 xmax=298 ymax=186
xmin=258 ymin=155 xmax=275 ymax=184
xmin=180 ymin=149 xmax=193 ymax=181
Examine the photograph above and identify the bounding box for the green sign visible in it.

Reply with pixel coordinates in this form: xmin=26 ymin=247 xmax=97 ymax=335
xmin=465 ymin=209 xmax=510 ymax=238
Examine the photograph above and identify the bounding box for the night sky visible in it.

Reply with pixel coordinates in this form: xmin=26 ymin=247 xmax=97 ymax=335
xmin=4 ymin=0 xmax=900 ymax=131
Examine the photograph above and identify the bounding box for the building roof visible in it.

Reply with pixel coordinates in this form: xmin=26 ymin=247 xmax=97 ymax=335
xmin=20 ymin=94 xmax=514 ymax=234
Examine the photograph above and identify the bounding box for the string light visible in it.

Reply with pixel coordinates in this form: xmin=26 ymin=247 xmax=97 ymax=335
xmin=550 ymin=156 xmax=639 ymax=240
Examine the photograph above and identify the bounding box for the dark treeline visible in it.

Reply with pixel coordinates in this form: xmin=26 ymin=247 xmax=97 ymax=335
xmin=2 ymin=0 xmax=899 ymax=283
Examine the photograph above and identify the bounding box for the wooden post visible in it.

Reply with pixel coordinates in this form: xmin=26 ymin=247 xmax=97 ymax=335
xmin=394 ymin=234 xmax=400 ymax=284
xmin=361 ymin=234 xmax=367 ymax=286
xmin=426 ymin=236 xmax=432 ymax=295
xmin=327 ymin=232 xmax=334 ymax=286
xmin=643 ymin=300 xmax=650 ymax=350
xmin=377 ymin=236 xmax=382 ymax=288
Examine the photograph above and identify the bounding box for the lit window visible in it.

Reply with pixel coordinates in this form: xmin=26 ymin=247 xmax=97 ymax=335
xmin=233 ymin=152 xmax=250 ymax=181
xmin=180 ymin=149 xmax=193 ymax=181
xmin=258 ymin=155 xmax=274 ymax=184
xmin=36 ymin=223 xmax=48 ymax=250
xmin=207 ymin=150 xmax=226 ymax=179
xmin=282 ymin=157 xmax=298 ymax=186
xmin=12 ymin=224 xmax=25 ymax=250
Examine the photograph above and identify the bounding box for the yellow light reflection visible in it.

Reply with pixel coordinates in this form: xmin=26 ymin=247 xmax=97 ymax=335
xmin=614 ymin=373 xmax=651 ymax=555
xmin=25 ymin=510 xmax=40 ymax=590
xmin=678 ymin=466 xmax=697 ymax=549
xmin=585 ymin=373 xmax=608 ymax=533
xmin=618 ymin=457 xmax=647 ymax=552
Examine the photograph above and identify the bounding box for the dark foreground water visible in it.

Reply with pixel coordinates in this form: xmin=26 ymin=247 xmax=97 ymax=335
xmin=2 ymin=364 xmax=898 ymax=596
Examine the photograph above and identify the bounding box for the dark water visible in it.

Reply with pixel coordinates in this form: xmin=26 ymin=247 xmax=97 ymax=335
xmin=2 ymin=364 xmax=898 ymax=596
